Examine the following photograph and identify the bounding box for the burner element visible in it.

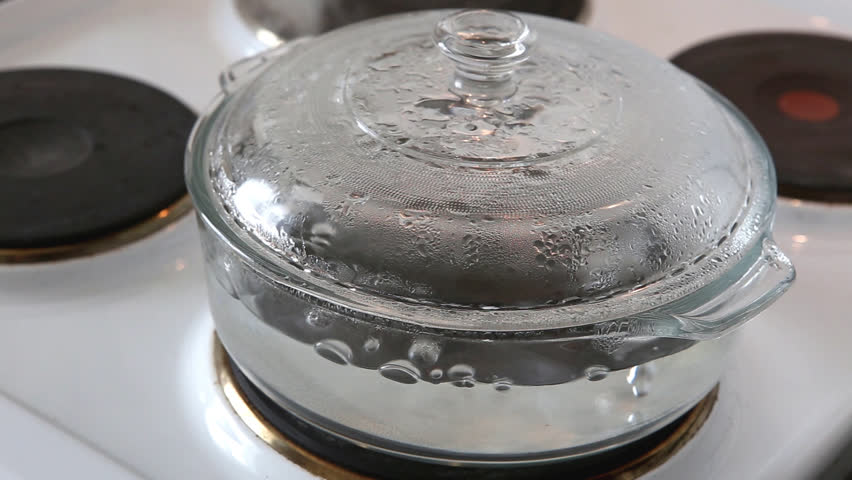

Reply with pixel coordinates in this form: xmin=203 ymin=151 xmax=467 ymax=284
xmin=0 ymin=118 xmax=93 ymax=178
xmin=671 ymin=33 xmax=852 ymax=203
xmin=0 ymin=69 xmax=196 ymax=250
xmin=214 ymin=336 xmax=718 ymax=480
xmin=776 ymin=89 xmax=840 ymax=123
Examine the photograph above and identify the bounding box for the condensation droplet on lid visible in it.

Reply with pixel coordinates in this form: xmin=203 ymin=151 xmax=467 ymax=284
xmin=314 ymin=339 xmax=353 ymax=365
xmin=584 ymin=365 xmax=610 ymax=381
xmin=429 ymin=369 xmax=443 ymax=380
xmin=452 ymin=379 xmax=475 ymax=388
xmin=379 ymin=361 xmax=420 ymax=384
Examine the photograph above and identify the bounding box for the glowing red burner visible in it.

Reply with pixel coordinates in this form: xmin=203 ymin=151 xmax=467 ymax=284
xmin=777 ymin=89 xmax=840 ymax=122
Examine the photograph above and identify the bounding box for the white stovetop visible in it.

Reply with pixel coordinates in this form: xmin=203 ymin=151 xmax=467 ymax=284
xmin=1 ymin=1 xmax=851 ymax=479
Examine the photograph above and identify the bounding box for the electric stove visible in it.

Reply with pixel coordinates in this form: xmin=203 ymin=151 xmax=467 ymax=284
xmin=1 ymin=0 xmax=851 ymax=479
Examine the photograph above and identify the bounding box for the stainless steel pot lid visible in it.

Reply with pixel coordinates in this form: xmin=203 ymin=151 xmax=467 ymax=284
xmin=190 ymin=9 xmax=787 ymax=332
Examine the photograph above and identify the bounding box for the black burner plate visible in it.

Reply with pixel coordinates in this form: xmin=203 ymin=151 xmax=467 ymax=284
xmin=671 ymin=33 xmax=852 ymax=203
xmin=229 ymin=356 xmax=704 ymax=480
xmin=0 ymin=69 xmax=195 ymax=248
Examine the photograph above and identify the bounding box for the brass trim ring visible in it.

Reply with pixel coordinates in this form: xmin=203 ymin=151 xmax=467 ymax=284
xmin=214 ymin=334 xmax=372 ymax=480
xmin=214 ymin=334 xmax=718 ymax=480
xmin=0 ymin=195 xmax=193 ymax=264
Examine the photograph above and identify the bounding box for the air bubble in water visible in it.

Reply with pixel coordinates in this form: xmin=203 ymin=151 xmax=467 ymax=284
xmin=408 ymin=338 xmax=441 ymax=366
xmin=363 ymin=336 xmax=381 ymax=353
xmin=306 ymin=310 xmax=330 ymax=328
xmin=584 ymin=365 xmax=610 ymax=381
xmin=314 ymin=340 xmax=352 ymax=365
xmin=448 ymin=364 xmax=475 ymax=380
xmin=494 ymin=379 xmax=513 ymax=392
xmin=379 ymin=361 xmax=420 ymax=384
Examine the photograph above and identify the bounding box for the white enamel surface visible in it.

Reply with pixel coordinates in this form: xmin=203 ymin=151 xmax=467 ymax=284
xmin=0 ymin=394 xmax=142 ymax=480
xmin=209 ymin=0 xmax=276 ymax=61
xmin=0 ymin=0 xmax=851 ymax=479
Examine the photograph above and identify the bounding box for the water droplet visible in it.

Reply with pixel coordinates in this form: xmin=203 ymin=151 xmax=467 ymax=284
xmin=429 ymin=369 xmax=443 ymax=380
xmin=314 ymin=340 xmax=352 ymax=365
xmin=379 ymin=361 xmax=420 ymax=384
xmin=408 ymin=338 xmax=441 ymax=366
xmin=584 ymin=365 xmax=610 ymax=381
xmin=627 ymin=363 xmax=656 ymax=397
xmin=363 ymin=336 xmax=380 ymax=353
xmin=448 ymin=364 xmax=475 ymax=380
xmin=494 ymin=379 xmax=513 ymax=392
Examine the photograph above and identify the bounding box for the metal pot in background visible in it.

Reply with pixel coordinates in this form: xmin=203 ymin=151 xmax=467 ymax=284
xmin=234 ymin=0 xmax=586 ymax=41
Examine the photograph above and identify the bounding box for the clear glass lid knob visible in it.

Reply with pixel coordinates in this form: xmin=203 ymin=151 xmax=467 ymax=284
xmin=433 ymin=9 xmax=533 ymax=106
xmin=346 ymin=8 xmax=620 ymax=164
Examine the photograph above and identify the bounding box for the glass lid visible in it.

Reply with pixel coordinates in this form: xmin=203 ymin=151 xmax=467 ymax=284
xmin=195 ymin=9 xmax=776 ymax=330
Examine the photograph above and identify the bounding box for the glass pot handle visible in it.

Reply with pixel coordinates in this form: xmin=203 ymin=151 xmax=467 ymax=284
xmin=218 ymin=38 xmax=312 ymax=95
xmin=588 ymin=237 xmax=795 ymax=342
xmin=663 ymin=237 xmax=795 ymax=340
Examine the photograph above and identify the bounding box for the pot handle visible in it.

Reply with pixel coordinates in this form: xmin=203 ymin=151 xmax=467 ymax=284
xmin=218 ymin=38 xmax=312 ymax=95
xmin=660 ymin=237 xmax=795 ymax=340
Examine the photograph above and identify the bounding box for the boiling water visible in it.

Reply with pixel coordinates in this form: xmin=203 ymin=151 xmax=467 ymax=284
xmin=207 ymin=269 xmax=730 ymax=464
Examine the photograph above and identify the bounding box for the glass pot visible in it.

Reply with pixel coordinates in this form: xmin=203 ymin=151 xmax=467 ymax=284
xmin=186 ymin=9 xmax=794 ymax=465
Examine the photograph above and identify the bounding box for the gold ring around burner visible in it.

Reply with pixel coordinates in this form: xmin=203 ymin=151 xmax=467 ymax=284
xmin=0 ymin=195 xmax=193 ymax=264
xmin=214 ymin=334 xmax=719 ymax=480
xmin=214 ymin=334 xmax=373 ymax=480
